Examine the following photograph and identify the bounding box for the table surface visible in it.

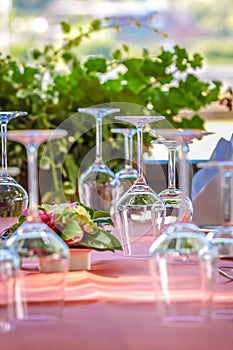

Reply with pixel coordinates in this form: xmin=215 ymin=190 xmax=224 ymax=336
xmin=2 ymin=250 xmax=233 ymax=350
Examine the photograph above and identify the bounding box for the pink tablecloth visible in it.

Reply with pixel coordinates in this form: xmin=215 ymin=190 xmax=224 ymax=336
xmin=1 ymin=250 xmax=233 ymax=350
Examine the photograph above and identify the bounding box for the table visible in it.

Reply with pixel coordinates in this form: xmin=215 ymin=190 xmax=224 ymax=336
xmin=1 ymin=250 xmax=233 ymax=350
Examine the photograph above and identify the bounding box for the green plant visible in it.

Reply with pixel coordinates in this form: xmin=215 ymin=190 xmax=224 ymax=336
xmin=4 ymin=201 xmax=121 ymax=252
xmin=0 ymin=18 xmax=221 ymax=202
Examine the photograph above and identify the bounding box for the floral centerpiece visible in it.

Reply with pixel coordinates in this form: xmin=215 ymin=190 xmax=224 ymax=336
xmin=5 ymin=201 xmax=122 ymax=253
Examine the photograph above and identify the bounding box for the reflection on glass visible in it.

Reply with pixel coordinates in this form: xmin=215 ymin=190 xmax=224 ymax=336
xmin=198 ymin=160 xmax=233 ymax=319
xmin=149 ymin=129 xmax=218 ymax=324
xmin=0 ymin=111 xmax=28 ymax=234
xmin=114 ymin=115 xmax=165 ymax=258
xmin=151 ymin=138 xmax=193 ymax=228
xmin=0 ymin=241 xmax=19 ymax=333
xmin=78 ymin=108 xmax=120 ymax=211
xmin=6 ymin=129 xmax=70 ymax=321
xmin=111 ymin=128 xmax=138 ymax=203
xmin=197 ymin=161 xmax=233 ymax=257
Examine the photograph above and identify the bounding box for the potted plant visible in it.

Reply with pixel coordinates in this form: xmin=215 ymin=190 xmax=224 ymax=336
xmin=4 ymin=201 xmax=122 ymax=270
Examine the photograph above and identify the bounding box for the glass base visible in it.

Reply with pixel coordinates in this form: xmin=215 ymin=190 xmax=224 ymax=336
xmin=161 ymin=314 xmax=207 ymax=325
xmin=0 ymin=321 xmax=15 ymax=334
xmin=211 ymin=309 xmax=233 ymax=320
xmin=207 ymin=226 xmax=233 ymax=258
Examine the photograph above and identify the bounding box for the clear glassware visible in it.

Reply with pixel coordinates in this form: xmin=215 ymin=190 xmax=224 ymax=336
xmin=149 ymin=235 xmax=218 ymax=324
xmin=111 ymin=128 xmax=138 ymax=203
xmin=114 ymin=115 xmax=166 ymax=258
xmin=0 ymin=241 xmax=19 ymax=333
xmin=198 ymin=161 xmax=233 ymax=319
xmin=150 ymin=129 xmax=214 ymax=227
xmin=196 ymin=161 xmax=233 ymax=258
xmin=0 ymin=111 xmax=28 ymax=234
xmin=6 ymin=129 xmax=70 ymax=321
xmin=151 ymin=138 xmax=193 ymax=228
xmin=78 ymin=107 xmax=120 ymax=212
xmin=149 ymin=129 xmax=218 ymax=323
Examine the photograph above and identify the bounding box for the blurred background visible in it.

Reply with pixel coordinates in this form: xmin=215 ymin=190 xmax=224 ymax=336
xmin=0 ymin=0 xmax=233 ymax=163
xmin=1 ymin=0 xmax=233 ymax=87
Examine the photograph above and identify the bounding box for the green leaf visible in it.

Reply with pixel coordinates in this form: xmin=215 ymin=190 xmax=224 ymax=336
xmin=190 ymin=53 xmax=203 ymax=69
xmin=80 ymin=227 xmax=122 ymax=251
xmin=142 ymin=48 xmax=149 ymax=59
xmin=75 ymin=201 xmax=95 ymax=219
xmin=132 ymin=21 xmax=142 ymax=28
xmin=84 ymin=57 xmax=107 ymax=73
xmin=93 ymin=210 xmax=111 ymax=219
xmin=30 ymin=49 xmax=41 ymax=60
xmin=61 ymin=21 xmax=71 ymax=34
xmin=142 ymin=59 xmax=166 ymax=78
xmin=124 ymin=58 xmax=144 ymax=72
xmin=112 ymin=49 xmax=122 ymax=60
xmin=64 ymin=154 xmax=79 ymax=186
xmin=174 ymin=45 xmax=189 ymax=71
xmin=158 ymin=49 xmax=173 ymax=66
xmin=90 ymin=19 xmax=101 ymax=30
xmin=122 ymin=44 xmax=129 ymax=53
xmin=61 ymin=221 xmax=82 ymax=240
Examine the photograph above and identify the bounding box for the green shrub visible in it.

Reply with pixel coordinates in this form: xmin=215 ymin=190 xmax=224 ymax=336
xmin=0 ymin=19 xmax=221 ymax=202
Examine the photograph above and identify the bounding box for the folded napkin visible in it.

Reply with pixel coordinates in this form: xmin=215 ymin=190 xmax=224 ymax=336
xmin=192 ymin=135 xmax=233 ymax=226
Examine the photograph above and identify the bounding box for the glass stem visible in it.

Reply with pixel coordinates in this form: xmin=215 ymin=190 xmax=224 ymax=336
xmin=26 ymin=145 xmax=39 ymax=217
xmin=1 ymin=122 xmax=8 ymax=171
xmin=168 ymin=147 xmax=176 ymax=189
xmin=128 ymin=135 xmax=134 ymax=169
xmin=179 ymin=143 xmax=190 ymax=198
xmin=124 ymin=135 xmax=131 ymax=169
xmin=137 ymin=125 xmax=144 ymax=180
xmin=222 ymin=170 xmax=232 ymax=226
xmin=95 ymin=116 xmax=102 ymax=163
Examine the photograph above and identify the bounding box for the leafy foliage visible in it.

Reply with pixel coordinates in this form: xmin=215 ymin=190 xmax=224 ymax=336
xmin=4 ymin=202 xmax=120 ymax=252
xmin=0 ymin=19 xmax=221 ymax=202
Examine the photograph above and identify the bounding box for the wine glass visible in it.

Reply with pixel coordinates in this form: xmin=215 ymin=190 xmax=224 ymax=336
xmin=111 ymin=128 xmax=138 ymax=203
xmin=6 ymin=129 xmax=70 ymax=321
xmin=151 ymin=138 xmax=193 ymax=228
xmin=202 ymin=161 xmax=233 ymax=256
xmin=150 ymin=129 xmax=214 ymax=227
xmin=114 ymin=115 xmax=166 ymax=258
xmin=197 ymin=160 xmax=233 ymax=319
xmin=149 ymin=129 xmax=218 ymax=323
xmin=0 ymin=111 xmax=28 ymax=234
xmin=0 ymin=241 xmax=19 ymax=333
xmin=78 ymin=107 xmax=120 ymax=212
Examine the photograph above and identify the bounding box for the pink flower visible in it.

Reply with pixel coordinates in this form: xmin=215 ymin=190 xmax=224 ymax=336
xmin=22 ymin=209 xmax=29 ymax=216
xmin=38 ymin=209 xmax=59 ymax=234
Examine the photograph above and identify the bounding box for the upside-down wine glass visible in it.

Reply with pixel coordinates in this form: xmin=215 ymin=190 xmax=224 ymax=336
xmin=111 ymin=128 xmax=138 ymax=203
xmin=114 ymin=115 xmax=166 ymax=258
xmin=149 ymin=129 xmax=218 ymax=323
xmin=6 ymin=129 xmax=70 ymax=321
xmin=150 ymin=129 xmax=214 ymax=227
xmin=0 ymin=111 xmax=28 ymax=234
xmin=0 ymin=241 xmax=19 ymax=333
xmin=78 ymin=108 xmax=120 ymax=212
xmin=203 ymin=161 xmax=233 ymax=256
xmin=151 ymin=138 xmax=193 ymax=228
xmin=198 ymin=160 xmax=233 ymax=319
